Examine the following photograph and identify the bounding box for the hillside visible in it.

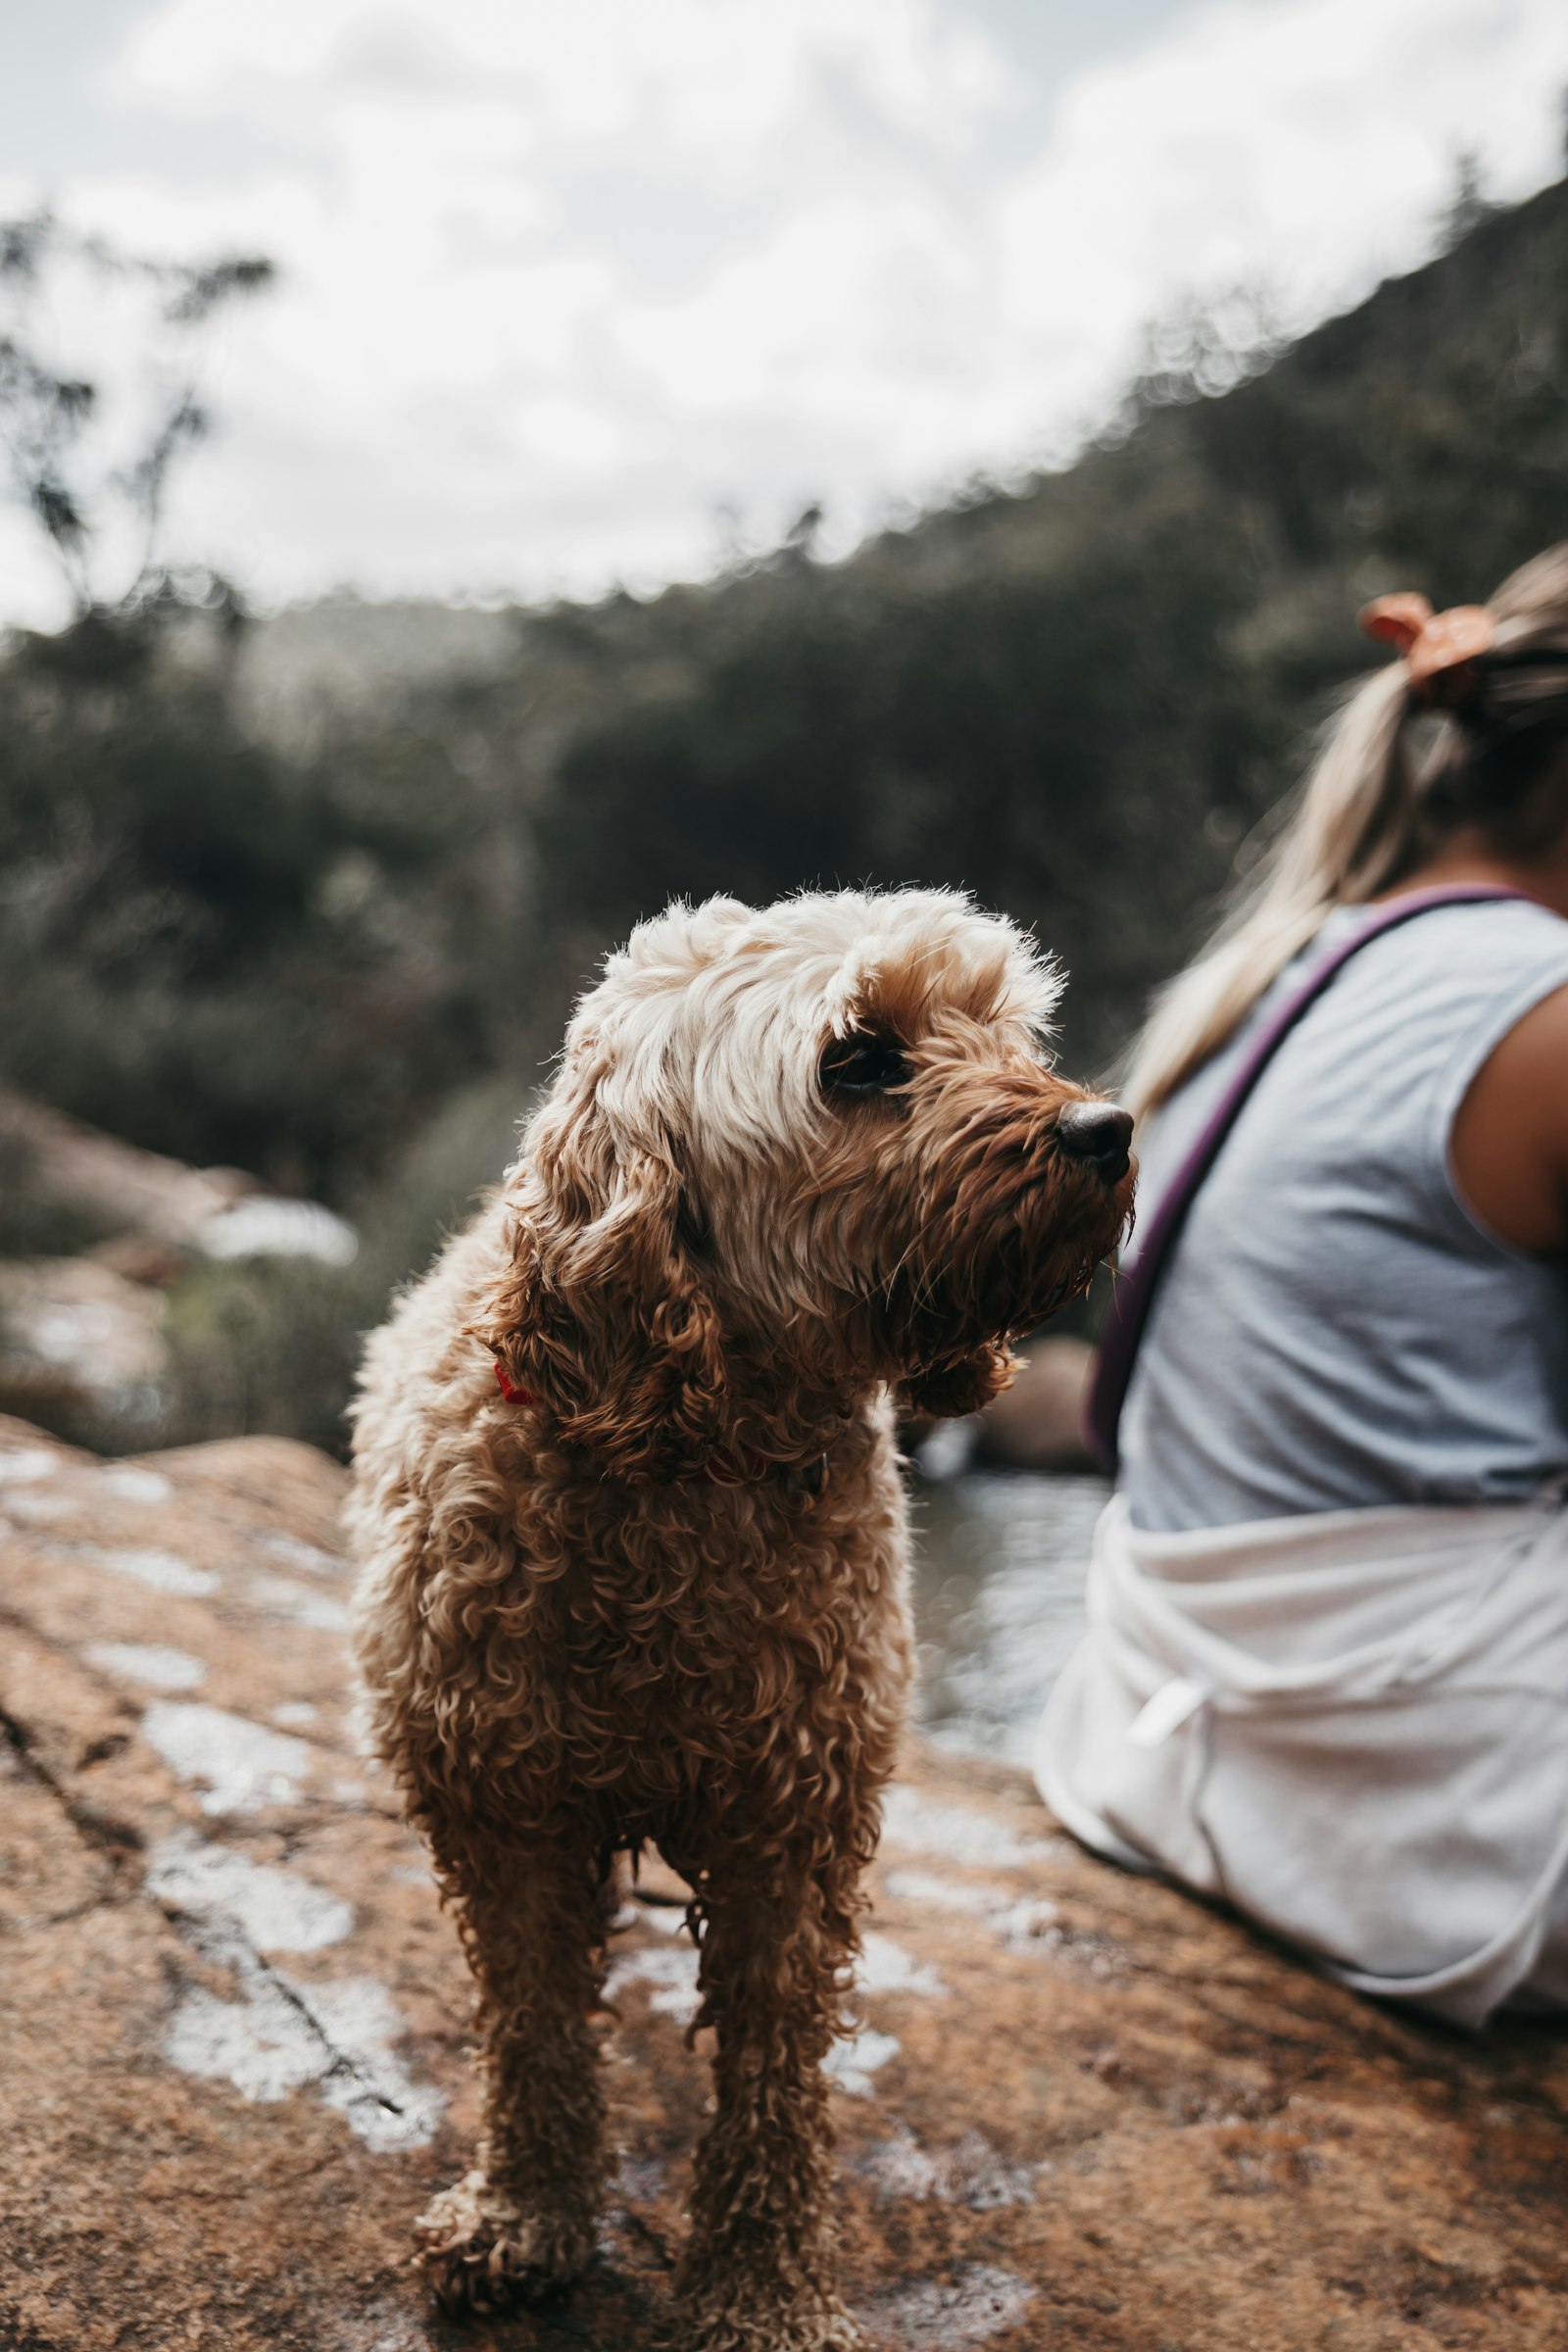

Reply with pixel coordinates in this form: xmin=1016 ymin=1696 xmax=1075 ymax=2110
xmin=497 ymin=174 xmax=1568 ymax=1076
xmin=0 ymin=176 xmax=1563 ymax=1452
xmin=240 ymin=173 xmax=1568 ymax=1089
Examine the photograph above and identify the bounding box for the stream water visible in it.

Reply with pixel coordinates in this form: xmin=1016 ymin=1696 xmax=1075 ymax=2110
xmin=906 ymin=1469 xmax=1109 ymax=1766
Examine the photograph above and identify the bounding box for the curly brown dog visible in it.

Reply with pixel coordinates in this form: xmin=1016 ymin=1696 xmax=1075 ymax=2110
xmin=349 ymin=887 xmax=1134 ymax=2351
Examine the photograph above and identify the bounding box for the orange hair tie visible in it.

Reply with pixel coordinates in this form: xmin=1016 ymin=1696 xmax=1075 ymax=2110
xmin=1357 ymin=591 xmax=1494 ymax=697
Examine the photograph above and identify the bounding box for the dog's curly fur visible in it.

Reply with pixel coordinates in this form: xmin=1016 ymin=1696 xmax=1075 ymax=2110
xmin=348 ymin=888 xmax=1133 ymax=2350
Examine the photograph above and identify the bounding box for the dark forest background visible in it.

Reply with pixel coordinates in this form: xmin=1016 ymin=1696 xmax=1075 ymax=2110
xmin=3 ymin=172 xmax=1566 ymax=1450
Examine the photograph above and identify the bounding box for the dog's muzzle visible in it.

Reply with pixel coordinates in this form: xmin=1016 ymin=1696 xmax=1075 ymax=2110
xmin=1054 ymin=1102 xmax=1134 ymax=1185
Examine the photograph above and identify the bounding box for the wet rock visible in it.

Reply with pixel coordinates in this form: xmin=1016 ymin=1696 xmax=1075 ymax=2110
xmin=2 ymin=1411 xmax=1567 ymax=2350
xmin=0 ymin=1256 xmax=167 ymax=1421
xmin=0 ymin=1088 xmax=254 ymax=1250
xmin=90 ymin=1233 xmax=200 ymax=1289
xmin=0 ymin=1088 xmax=356 ymax=1267
xmin=974 ymin=1337 xmax=1095 ymax=1472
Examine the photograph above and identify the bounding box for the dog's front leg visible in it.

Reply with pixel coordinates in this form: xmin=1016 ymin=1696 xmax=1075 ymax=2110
xmin=416 ymin=1831 xmax=614 ymax=2315
xmin=674 ymin=1858 xmax=866 ymax=2352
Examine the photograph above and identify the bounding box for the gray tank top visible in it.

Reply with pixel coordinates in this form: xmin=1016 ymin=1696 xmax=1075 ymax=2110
xmin=1119 ymin=899 xmax=1568 ymax=1533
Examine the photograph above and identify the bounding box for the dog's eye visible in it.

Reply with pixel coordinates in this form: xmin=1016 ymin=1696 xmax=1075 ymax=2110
xmin=820 ymin=1033 xmax=911 ymax=1096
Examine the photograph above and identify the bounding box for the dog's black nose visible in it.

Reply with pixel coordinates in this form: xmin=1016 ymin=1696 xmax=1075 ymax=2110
xmin=1056 ymin=1102 xmax=1134 ymax=1181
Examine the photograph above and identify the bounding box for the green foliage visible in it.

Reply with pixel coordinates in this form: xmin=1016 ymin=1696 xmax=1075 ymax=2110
xmin=0 ymin=611 xmax=507 ymax=1195
xmin=2 ymin=177 xmax=1567 ymax=1454
xmin=153 ymin=1254 xmax=370 ymax=1456
xmin=542 ymin=506 xmax=1271 ymax=1067
xmin=518 ymin=178 xmax=1568 ymax=1070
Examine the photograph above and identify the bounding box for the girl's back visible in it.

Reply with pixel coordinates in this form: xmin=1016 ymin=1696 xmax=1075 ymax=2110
xmin=1041 ymin=545 xmax=1568 ymax=2026
xmin=1121 ymin=897 xmax=1568 ymax=1533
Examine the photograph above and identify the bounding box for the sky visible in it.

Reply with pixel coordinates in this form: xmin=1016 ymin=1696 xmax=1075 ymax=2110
xmin=1 ymin=0 xmax=1565 ymax=625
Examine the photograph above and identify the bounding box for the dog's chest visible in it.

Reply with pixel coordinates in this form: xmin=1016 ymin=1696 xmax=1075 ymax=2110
xmin=558 ymin=1553 xmax=878 ymax=1710
xmin=528 ymin=1506 xmax=907 ymax=1796
xmin=480 ymin=1434 xmax=912 ymax=1817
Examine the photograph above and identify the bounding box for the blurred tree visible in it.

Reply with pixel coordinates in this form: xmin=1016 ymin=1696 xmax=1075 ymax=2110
xmin=0 ymin=211 xmax=273 ymax=618
xmin=0 ymin=217 xmax=504 ymax=1196
xmin=1437 ymin=151 xmax=1498 ymax=254
xmin=0 ymin=620 xmax=499 ymax=1193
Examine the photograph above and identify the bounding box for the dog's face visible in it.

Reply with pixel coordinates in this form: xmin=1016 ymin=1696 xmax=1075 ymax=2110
xmin=479 ymin=891 xmax=1134 ymax=1478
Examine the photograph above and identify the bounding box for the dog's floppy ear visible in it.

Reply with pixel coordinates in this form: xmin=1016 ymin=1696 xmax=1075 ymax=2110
xmin=473 ymin=1085 xmax=728 ymax=1483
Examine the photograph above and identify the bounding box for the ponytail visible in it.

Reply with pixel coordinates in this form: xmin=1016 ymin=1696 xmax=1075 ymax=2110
xmin=1125 ymin=543 xmax=1568 ymax=1120
xmin=1125 ymin=664 xmax=1413 ymax=1116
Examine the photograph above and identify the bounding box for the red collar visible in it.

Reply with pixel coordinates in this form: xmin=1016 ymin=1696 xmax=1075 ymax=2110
xmin=492 ymin=1360 xmax=824 ymax=1491
xmin=494 ymin=1361 xmax=536 ymax=1406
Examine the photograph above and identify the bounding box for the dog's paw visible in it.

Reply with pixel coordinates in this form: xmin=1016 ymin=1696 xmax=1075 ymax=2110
xmin=415 ymin=2170 xmax=591 ymax=2317
xmin=672 ymin=2291 xmax=868 ymax=2352
xmin=681 ymin=2323 xmax=868 ymax=2352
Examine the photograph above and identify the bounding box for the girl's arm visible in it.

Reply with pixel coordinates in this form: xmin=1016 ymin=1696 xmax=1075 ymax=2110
xmin=1450 ymin=983 xmax=1568 ymax=1255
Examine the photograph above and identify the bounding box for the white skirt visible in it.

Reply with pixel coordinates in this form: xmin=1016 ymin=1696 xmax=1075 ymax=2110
xmin=1034 ymin=1488 xmax=1568 ymax=2027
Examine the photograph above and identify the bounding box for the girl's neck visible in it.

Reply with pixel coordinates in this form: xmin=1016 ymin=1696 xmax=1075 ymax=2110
xmin=1380 ymin=828 xmax=1568 ymax=922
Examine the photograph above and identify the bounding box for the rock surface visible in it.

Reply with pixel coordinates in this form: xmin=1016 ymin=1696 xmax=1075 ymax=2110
xmin=2 ymin=1412 xmax=1566 ymax=2352
xmin=0 ymin=1089 xmax=258 ymax=1250
xmin=0 ymin=1086 xmax=356 ymax=1266
xmin=0 ymin=1093 xmax=359 ymax=1429
xmin=0 ymin=1255 xmax=169 ymax=1423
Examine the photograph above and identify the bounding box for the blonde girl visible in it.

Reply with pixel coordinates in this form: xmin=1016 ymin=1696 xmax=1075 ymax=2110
xmin=1038 ymin=546 xmax=1568 ymax=2024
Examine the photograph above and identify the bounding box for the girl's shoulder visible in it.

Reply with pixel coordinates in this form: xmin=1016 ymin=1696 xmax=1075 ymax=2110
xmin=1335 ymin=893 xmax=1568 ymax=1025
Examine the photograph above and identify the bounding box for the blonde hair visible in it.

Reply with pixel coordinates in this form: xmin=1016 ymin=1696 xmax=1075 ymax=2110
xmin=1126 ymin=543 xmax=1568 ymax=1118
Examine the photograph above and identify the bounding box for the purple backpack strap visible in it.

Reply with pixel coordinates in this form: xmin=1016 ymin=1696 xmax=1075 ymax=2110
xmin=1082 ymin=884 xmax=1533 ymax=1474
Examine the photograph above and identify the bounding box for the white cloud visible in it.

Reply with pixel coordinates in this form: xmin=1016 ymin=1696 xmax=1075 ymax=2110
xmin=0 ymin=0 xmax=1564 ymax=624
xmin=997 ymin=0 xmax=1568 ymax=334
